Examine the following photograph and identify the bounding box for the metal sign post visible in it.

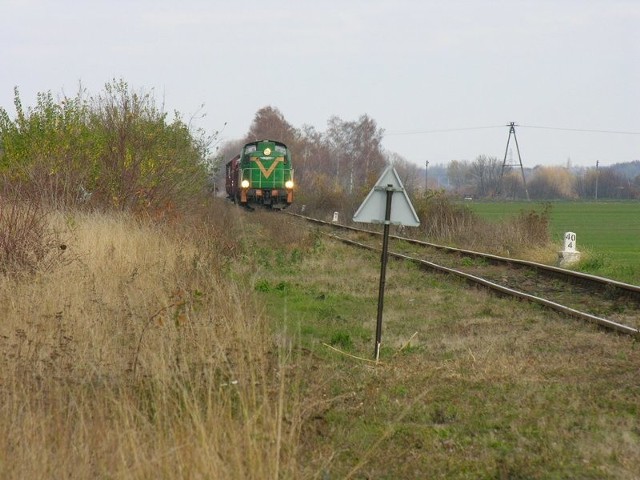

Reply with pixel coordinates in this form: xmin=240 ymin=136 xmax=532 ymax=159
xmin=374 ymin=185 xmax=394 ymax=361
xmin=353 ymin=167 xmax=420 ymax=361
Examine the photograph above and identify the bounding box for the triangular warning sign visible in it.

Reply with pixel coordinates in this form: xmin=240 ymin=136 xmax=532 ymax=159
xmin=353 ymin=167 xmax=420 ymax=227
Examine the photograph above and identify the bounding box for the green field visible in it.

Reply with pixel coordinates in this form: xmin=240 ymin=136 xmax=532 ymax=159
xmin=465 ymin=200 xmax=640 ymax=284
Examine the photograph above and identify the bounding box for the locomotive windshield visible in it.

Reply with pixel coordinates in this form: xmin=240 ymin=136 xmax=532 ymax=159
xmin=244 ymin=145 xmax=257 ymax=154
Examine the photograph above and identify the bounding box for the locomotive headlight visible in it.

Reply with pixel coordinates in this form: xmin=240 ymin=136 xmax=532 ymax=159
xmin=285 ymin=180 xmax=294 ymax=189
xmin=241 ymin=179 xmax=250 ymax=188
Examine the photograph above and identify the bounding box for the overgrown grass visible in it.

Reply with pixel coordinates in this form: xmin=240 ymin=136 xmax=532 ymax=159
xmin=256 ymin=217 xmax=640 ymax=478
xmin=467 ymin=200 xmax=640 ymax=283
xmin=0 ymin=201 xmax=302 ymax=479
xmin=405 ymin=193 xmax=556 ymax=260
xmin=0 ymin=195 xmax=63 ymax=275
xmin=2 ymin=194 xmax=639 ymax=478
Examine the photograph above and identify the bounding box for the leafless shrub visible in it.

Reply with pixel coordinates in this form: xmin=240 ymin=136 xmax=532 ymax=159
xmin=416 ymin=193 xmax=551 ymax=256
xmin=416 ymin=193 xmax=478 ymax=243
xmin=500 ymin=203 xmax=551 ymax=250
xmin=0 ymin=189 xmax=64 ymax=275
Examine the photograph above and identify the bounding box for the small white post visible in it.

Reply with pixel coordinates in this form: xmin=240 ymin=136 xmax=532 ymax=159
xmin=558 ymin=232 xmax=581 ymax=267
xmin=332 ymin=212 xmax=339 ymax=223
xmin=563 ymin=232 xmax=576 ymax=252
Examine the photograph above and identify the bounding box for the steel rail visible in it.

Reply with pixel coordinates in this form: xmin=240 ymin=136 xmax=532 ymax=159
xmin=289 ymin=213 xmax=640 ymax=299
xmin=323 ymin=233 xmax=639 ymax=337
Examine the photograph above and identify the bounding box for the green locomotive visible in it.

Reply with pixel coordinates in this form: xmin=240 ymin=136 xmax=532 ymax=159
xmin=225 ymin=140 xmax=294 ymax=209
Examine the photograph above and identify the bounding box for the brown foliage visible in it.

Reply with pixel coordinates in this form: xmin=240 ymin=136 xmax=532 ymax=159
xmin=295 ymin=173 xmax=352 ymax=219
xmin=528 ymin=166 xmax=577 ymax=199
xmin=0 ymin=205 xmax=302 ymax=478
xmin=415 ymin=192 xmax=477 ymax=243
xmin=0 ymin=189 xmax=63 ymax=275
xmin=416 ymin=193 xmax=551 ymax=256
xmin=245 ymin=106 xmax=298 ymax=145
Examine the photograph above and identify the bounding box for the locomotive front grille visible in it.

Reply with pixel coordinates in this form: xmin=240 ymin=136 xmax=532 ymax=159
xmin=241 ymin=166 xmax=291 ymax=189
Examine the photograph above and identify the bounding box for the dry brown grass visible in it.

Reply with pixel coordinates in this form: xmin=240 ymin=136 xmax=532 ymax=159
xmin=0 ymin=196 xmax=63 ymax=275
xmin=0 ymin=203 xmax=301 ymax=479
xmin=3 ymin=204 xmax=638 ymax=478
xmin=413 ymin=194 xmax=555 ymax=258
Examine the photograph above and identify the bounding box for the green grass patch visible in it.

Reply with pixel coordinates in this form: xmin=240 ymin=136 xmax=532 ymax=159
xmin=466 ymin=200 xmax=640 ymax=283
xmin=257 ymin=276 xmax=373 ymax=351
xmin=248 ymin=217 xmax=640 ymax=478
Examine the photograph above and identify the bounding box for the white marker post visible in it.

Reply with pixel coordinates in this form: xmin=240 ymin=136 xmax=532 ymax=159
xmin=558 ymin=231 xmax=581 ymax=267
xmin=353 ymin=167 xmax=420 ymax=361
xmin=564 ymin=232 xmax=576 ymax=252
xmin=332 ymin=211 xmax=339 ymax=223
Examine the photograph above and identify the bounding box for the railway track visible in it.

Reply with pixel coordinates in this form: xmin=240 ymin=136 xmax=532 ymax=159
xmin=288 ymin=213 xmax=640 ymax=337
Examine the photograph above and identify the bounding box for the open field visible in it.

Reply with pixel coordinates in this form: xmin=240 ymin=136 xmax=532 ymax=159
xmin=465 ymin=201 xmax=640 ymax=284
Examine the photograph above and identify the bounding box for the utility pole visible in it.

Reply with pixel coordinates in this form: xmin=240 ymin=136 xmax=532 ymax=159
xmin=498 ymin=122 xmax=530 ymax=200
xmin=595 ymin=160 xmax=599 ymax=201
xmin=425 ymin=160 xmax=429 ymax=192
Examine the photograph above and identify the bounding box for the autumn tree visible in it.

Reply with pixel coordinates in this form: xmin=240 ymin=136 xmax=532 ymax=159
xmin=469 ymin=155 xmax=501 ymax=197
xmin=388 ymin=152 xmax=422 ymax=196
xmin=245 ymin=106 xmax=298 ymax=146
xmin=244 ymin=105 xmax=320 ymax=189
xmin=500 ymin=170 xmax=527 ymax=199
xmin=447 ymin=160 xmax=472 ymax=192
xmin=633 ymin=174 xmax=640 ymax=196
xmin=0 ymin=80 xmax=212 ymax=210
xmin=527 ymin=166 xmax=576 ymax=199
xmin=295 ymin=124 xmax=332 ymax=187
xmin=581 ymin=167 xmax=633 ymax=199
xmin=325 ymin=114 xmax=386 ymax=195
xmin=90 ymin=80 xmax=210 ymax=210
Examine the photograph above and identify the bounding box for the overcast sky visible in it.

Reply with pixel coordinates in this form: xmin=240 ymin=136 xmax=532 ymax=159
xmin=2 ymin=0 xmax=639 ymax=167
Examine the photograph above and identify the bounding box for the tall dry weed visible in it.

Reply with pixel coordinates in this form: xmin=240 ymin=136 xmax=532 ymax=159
xmin=417 ymin=194 xmax=553 ymax=257
xmin=0 ymin=192 xmax=65 ymax=275
xmin=0 ymin=206 xmax=301 ymax=478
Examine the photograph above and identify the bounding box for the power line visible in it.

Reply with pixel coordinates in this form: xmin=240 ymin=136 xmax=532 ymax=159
xmin=519 ymin=125 xmax=640 ymax=135
xmin=384 ymin=124 xmax=640 ymax=136
xmin=384 ymin=125 xmax=504 ymax=136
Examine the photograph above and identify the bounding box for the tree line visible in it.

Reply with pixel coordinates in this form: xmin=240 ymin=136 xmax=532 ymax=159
xmin=222 ymin=106 xmax=640 ymax=208
xmin=446 ymin=158 xmax=640 ymax=200
xmin=219 ymin=106 xmax=426 ymax=215
xmin=4 ymin=83 xmax=636 ymax=216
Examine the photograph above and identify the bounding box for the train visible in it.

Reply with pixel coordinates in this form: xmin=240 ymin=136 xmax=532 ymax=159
xmin=225 ymin=139 xmax=294 ymax=209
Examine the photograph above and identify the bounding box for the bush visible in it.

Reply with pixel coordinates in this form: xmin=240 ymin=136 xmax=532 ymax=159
xmin=415 ymin=192 xmax=552 ymax=257
xmin=0 ymin=80 xmax=216 ymax=213
xmin=0 ymin=189 xmax=62 ymax=275
xmin=415 ymin=191 xmax=478 ymax=243
xmin=0 ymin=88 xmax=95 ymax=208
xmin=295 ymin=173 xmax=352 ymax=220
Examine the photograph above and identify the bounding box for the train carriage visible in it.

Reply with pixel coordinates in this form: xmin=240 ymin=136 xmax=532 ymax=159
xmin=225 ymin=140 xmax=294 ymax=209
